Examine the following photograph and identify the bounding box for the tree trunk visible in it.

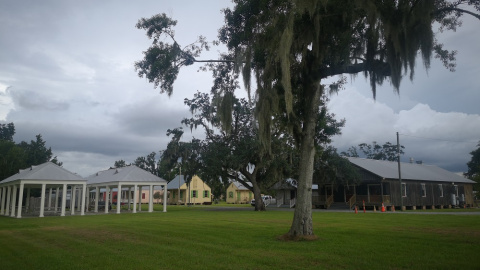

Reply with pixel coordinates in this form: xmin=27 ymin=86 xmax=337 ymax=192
xmin=287 ymin=85 xmax=321 ymax=238
xmin=251 ymin=176 xmax=265 ymax=211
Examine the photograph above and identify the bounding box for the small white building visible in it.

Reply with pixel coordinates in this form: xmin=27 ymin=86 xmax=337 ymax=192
xmin=86 ymin=165 xmax=168 ymax=214
xmin=0 ymin=162 xmax=87 ymax=218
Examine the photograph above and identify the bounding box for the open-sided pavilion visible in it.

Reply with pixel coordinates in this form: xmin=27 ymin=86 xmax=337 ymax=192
xmin=0 ymin=162 xmax=87 ymax=218
xmin=86 ymin=165 xmax=168 ymax=214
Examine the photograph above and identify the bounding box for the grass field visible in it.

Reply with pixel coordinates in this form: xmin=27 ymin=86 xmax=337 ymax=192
xmin=1 ymin=205 xmax=479 ymax=269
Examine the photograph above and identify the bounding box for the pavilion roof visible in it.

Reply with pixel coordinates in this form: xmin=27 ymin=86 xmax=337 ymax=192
xmin=86 ymin=165 xmax=167 ymax=185
xmin=0 ymin=162 xmax=84 ymax=185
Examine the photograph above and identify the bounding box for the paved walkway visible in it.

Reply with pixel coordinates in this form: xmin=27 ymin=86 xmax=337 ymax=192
xmin=205 ymin=206 xmax=480 ymax=215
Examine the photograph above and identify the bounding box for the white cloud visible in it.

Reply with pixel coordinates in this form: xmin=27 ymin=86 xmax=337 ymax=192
xmin=329 ymin=88 xmax=480 ymax=173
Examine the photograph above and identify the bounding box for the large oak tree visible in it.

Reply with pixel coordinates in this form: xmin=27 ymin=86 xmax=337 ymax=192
xmin=136 ymin=1 xmax=479 ymax=238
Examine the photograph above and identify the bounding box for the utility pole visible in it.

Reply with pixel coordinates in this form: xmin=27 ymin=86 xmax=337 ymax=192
xmin=397 ymin=132 xmax=403 ymax=211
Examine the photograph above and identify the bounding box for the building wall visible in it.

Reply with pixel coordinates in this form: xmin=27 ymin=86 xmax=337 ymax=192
xmin=388 ymin=180 xmax=473 ymax=207
xmin=167 ymin=175 xmax=212 ymax=205
xmin=226 ymin=183 xmax=253 ymax=204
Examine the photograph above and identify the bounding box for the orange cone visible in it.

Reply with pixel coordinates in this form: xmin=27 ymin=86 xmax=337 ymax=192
xmin=363 ymin=200 xmax=366 ymax=213
xmin=355 ymin=205 xmax=358 ymax=214
xmin=381 ymin=202 xmax=385 ymax=212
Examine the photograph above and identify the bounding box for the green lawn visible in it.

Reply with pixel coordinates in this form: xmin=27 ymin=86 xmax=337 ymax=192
xmin=0 ymin=206 xmax=479 ymax=270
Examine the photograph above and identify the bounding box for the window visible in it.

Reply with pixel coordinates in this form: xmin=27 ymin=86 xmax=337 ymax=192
xmin=192 ymin=190 xmax=197 ymax=198
xmin=401 ymin=183 xmax=407 ymax=197
xmin=454 ymin=185 xmax=458 ymax=196
xmin=438 ymin=184 xmax=443 ymax=197
xmin=203 ymin=190 xmax=209 ymax=198
xmin=421 ymin=183 xmax=426 ymax=197
xmin=142 ymin=193 xmax=146 ymax=199
xmin=228 ymin=191 xmax=234 ymax=198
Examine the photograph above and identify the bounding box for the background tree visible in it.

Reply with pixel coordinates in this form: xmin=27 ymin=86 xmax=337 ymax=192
xmin=114 ymin=159 xmax=128 ymax=168
xmin=153 ymin=191 xmax=162 ymax=204
xmin=133 ymin=152 xmax=159 ymax=176
xmin=0 ymin=140 xmax=26 ymax=180
xmin=0 ymin=122 xmax=15 ymax=141
xmin=341 ymin=141 xmax=405 ymax=161
xmin=18 ymin=134 xmax=53 ymax=166
xmin=157 ymin=127 xmax=203 ymax=184
xmin=136 ymin=1 xmax=480 ymax=238
xmin=314 ymin=146 xmax=360 ymax=187
xmin=183 ymin=91 xmax=290 ymax=211
xmin=0 ymin=123 xmax=62 ymax=179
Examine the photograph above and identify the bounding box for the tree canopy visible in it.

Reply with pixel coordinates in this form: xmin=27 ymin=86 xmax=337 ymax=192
xmin=467 ymin=142 xmax=480 ymax=191
xmin=341 ymin=141 xmax=405 ymax=161
xmin=0 ymin=123 xmax=62 ymax=180
xmin=136 ymin=1 xmax=480 ymax=238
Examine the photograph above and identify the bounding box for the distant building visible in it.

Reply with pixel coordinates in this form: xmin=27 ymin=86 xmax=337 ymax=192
xmin=167 ymin=175 xmax=212 ymax=205
xmin=313 ymin=157 xmax=475 ymax=210
xmin=226 ymin=181 xmax=253 ymax=204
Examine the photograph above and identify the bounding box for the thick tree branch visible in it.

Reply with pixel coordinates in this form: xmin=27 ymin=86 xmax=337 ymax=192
xmin=194 ymin=59 xmax=236 ymax=63
xmin=321 ymin=61 xmax=391 ymax=78
xmin=435 ymin=7 xmax=480 ymax=20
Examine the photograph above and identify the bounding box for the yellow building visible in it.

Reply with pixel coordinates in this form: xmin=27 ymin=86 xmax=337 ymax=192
xmin=226 ymin=181 xmax=253 ymax=204
xmin=167 ymin=175 xmax=212 ymax=205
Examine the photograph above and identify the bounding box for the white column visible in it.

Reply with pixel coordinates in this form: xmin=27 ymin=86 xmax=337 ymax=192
xmin=105 ymin=186 xmax=110 ymax=214
xmin=48 ymin=188 xmax=53 ymax=210
xmin=116 ymin=183 xmax=122 ymax=214
xmin=94 ymin=187 xmax=99 ymax=213
xmin=54 ymin=187 xmax=59 ymax=213
xmin=5 ymin=186 xmax=11 ymax=216
xmin=71 ymin=185 xmax=76 ymax=215
xmin=0 ymin=187 xmax=5 ymax=215
xmin=163 ymin=185 xmax=167 ymax=212
xmin=10 ymin=185 xmax=17 ymax=217
xmin=138 ymin=186 xmax=142 ymax=212
xmin=81 ymin=184 xmax=86 ymax=216
xmin=39 ymin=183 xmax=46 ymax=218
xmin=61 ymin=184 xmax=67 ymax=216
xmin=16 ymin=182 xmax=24 ymax=218
xmin=133 ymin=185 xmax=137 ymax=214
xmin=148 ymin=185 xmax=154 ymax=212
xmin=128 ymin=187 xmax=131 ymax=211
xmin=25 ymin=188 xmax=30 ymax=212
xmin=85 ymin=187 xmax=90 ymax=213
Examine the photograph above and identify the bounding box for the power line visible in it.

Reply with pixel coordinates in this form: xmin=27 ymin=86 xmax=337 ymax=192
xmin=398 ymin=133 xmax=478 ymax=144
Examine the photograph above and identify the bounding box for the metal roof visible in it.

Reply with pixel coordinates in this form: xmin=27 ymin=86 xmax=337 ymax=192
xmin=86 ymin=166 xmax=167 ymax=185
xmin=0 ymin=162 xmax=85 ymax=184
xmin=229 ymin=180 xmax=252 ymax=190
xmin=347 ymin=157 xmax=474 ymax=184
xmin=166 ymin=175 xmax=186 ymax=189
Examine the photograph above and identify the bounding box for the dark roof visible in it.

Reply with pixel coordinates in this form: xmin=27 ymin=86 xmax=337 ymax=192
xmin=347 ymin=157 xmax=474 ymax=184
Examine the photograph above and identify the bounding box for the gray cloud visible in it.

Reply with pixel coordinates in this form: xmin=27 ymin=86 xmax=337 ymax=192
xmin=0 ymin=0 xmax=478 ymax=177
xmin=9 ymin=88 xmax=70 ymax=111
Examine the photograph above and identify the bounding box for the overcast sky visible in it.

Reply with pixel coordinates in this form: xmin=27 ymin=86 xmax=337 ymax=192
xmin=1 ymin=1 xmax=479 ymax=177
